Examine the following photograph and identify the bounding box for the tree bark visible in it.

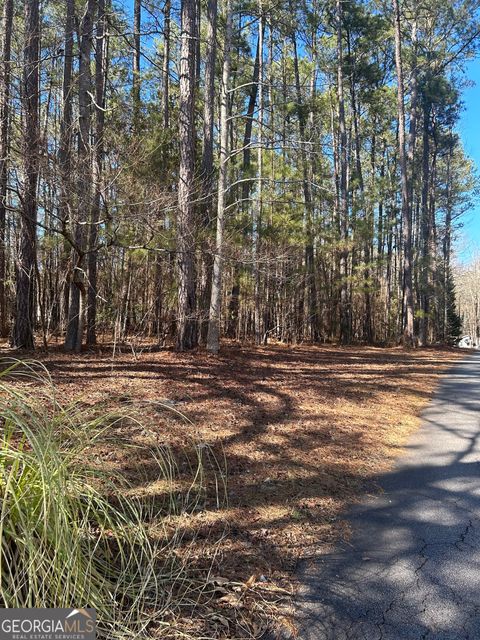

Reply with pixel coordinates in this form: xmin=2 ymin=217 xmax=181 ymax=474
xmin=65 ymin=0 xmax=96 ymax=352
xmin=162 ymin=0 xmax=171 ymax=129
xmin=337 ymin=0 xmax=350 ymax=344
xmin=419 ymin=101 xmax=431 ymax=346
xmin=393 ymin=0 xmax=414 ymax=345
xmin=207 ymin=0 xmax=232 ymax=353
xmin=200 ymin=0 xmax=217 ymax=213
xmin=442 ymin=140 xmax=454 ymax=341
xmin=58 ymin=0 xmax=75 ymax=335
xmin=87 ymin=0 xmax=107 ymax=346
xmin=198 ymin=0 xmax=218 ymax=343
xmin=253 ymin=6 xmax=264 ymax=345
xmin=133 ymin=0 xmax=141 ymax=128
xmin=0 ymin=0 xmax=13 ymax=338
xmin=12 ymin=0 xmax=40 ymax=349
xmin=176 ymin=0 xmax=197 ymax=350
xmin=292 ymin=30 xmax=318 ymax=341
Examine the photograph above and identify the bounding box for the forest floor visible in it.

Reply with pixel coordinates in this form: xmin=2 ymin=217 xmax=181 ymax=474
xmin=0 ymin=341 xmax=462 ymax=638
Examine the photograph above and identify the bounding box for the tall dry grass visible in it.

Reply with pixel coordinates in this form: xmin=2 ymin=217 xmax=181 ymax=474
xmin=0 ymin=359 xmax=225 ymax=639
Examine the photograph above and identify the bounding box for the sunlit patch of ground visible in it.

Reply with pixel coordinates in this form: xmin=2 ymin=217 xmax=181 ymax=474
xmin=1 ymin=341 xmax=462 ymax=637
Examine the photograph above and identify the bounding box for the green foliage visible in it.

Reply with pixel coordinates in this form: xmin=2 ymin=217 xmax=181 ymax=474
xmin=5 ymin=0 xmax=480 ymax=348
xmin=0 ymin=360 xmax=215 ymax=639
xmin=445 ymin=271 xmax=463 ymax=344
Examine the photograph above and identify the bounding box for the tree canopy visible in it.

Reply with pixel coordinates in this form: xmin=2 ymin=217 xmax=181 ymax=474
xmin=0 ymin=0 xmax=479 ymax=351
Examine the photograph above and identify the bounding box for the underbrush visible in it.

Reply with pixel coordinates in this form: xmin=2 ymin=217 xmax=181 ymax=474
xmin=0 ymin=360 xmax=238 ymax=638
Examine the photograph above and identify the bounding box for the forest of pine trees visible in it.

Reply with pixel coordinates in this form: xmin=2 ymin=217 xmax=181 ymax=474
xmin=0 ymin=0 xmax=478 ymax=353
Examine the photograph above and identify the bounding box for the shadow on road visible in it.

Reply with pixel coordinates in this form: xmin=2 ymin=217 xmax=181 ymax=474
xmin=296 ymin=353 xmax=480 ymax=640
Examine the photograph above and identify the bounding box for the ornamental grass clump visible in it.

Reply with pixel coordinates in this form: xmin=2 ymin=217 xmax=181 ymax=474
xmin=0 ymin=359 xmax=213 ymax=639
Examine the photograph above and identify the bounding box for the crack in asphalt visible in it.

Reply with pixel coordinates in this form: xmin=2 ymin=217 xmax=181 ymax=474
xmin=294 ymin=353 xmax=480 ymax=640
xmin=454 ymin=519 xmax=475 ymax=551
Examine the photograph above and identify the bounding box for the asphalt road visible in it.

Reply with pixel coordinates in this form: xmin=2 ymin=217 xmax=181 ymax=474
xmin=296 ymin=351 xmax=480 ymax=640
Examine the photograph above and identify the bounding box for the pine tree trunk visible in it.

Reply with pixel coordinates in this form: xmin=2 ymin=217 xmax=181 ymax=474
xmin=58 ymin=0 xmax=75 ymax=337
xmin=198 ymin=0 xmax=217 ymax=343
xmin=201 ymin=0 xmax=217 ymax=217
xmin=253 ymin=7 xmax=264 ymax=345
xmin=133 ymin=0 xmax=141 ymax=128
xmin=87 ymin=0 xmax=107 ymax=346
xmin=12 ymin=0 xmax=40 ymax=349
xmin=393 ymin=0 xmax=414 ymax=345
xmin=337 ymin=0 xmax=350 ymax=344
xmin=443 ymin=141 xmax=453 ymax=341
xmin=292 ymin=30 xmax=318 ymax=341
xmin=0 ymin=0 xmax=13 ymax=338
xmin=176 ymin=0 xmax=197 ymax=350
xmin=162 ymin=0 xmax=171 ymax=129
xmin=207 ymin=0 xmax=232 ymax=353
xmin=65 ymin=0 xmax=96 ymax=352
xmin=419 ymin=103 xmax=430 ymax=346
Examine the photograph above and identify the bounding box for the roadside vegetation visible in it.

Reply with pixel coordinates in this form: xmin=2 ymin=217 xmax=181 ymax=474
xmin=0 ymin=360 xmax=248 ymax=639
xmin=1 ymin=0 xmax=477 ymax=354
xmin=0 ymin=345 xmax=461 ymax=638
xmin=1 ymin=0 xmax=478 ymax=636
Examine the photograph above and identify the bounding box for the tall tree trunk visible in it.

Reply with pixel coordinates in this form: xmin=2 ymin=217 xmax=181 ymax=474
xmin=419 ymin=101 xmax=431 ymax=346
xmin=162 ymin=0 xmax=171 ymax=129
xmin=442 ymin=139 xmax=454 ymax=342
xmin=347 ymin=29 xmax=372 ymax=343
xmin=0 ymin=0 xmax=13 ymax=338
xmin=393 ymin=0 xmax=414 ymax=345
xmin=226 ymin=27 xmax=263 ymax=340
xmin=330 ymin=101 xmax=340 ymax=340
xmin=176 ymin=0 xmax=197 ymax=350
xmin=364 ymin=127 xmax=375 ymax=344
xmin=253 ymin=6 xmax=264 ymax=345
xmin=87 ymin=0 xmax=107 ymax=345
xmin=428 ymin=123 xmax=438 ymax=342
xmin=58 ymin=0 xmax=75 ymax=335
xmin=207 ymin=0 xmax=232 ymax=353
xmin=241 ymin=28 xmax=263 ymax=207
xmin=159 ymin=0 xmax=170 ymax=345
xmin=200 ymin=0 xmax=217 ymax=206
xmin=337 ymin=0 xmax=350 ymax=344
xmin=198 ymin=0 xmax=217 ymax=343
xmin=195 ymin=0 xmax=201 ymax=88
xmin=292 ymin=30 xmax=318 ymax=341
xmin=12 ymin=0 xmax=40 ymax=349
xmin=133 ymin=0 xmax=141 ymax=128
xmin=65 ymin=0 xmax=96 ymax=352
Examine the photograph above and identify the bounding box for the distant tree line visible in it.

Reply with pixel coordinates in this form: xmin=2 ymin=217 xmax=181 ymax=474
xmin=0 ymin=0 xmax=478 ymax=352
xmin=456 ymin=252 xmax=480 ymax=344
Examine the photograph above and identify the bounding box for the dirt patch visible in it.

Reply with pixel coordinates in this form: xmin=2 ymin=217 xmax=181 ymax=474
xmin=0 ymin=342 xmax=462 ymax=636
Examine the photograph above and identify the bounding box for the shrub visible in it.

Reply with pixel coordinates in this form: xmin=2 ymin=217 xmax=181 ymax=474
xmin=0 ymin=360 xmax=213 ymax=639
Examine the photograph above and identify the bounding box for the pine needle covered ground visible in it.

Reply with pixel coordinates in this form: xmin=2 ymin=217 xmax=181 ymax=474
xmin=0 ymin=343 xmax=462 ymax=637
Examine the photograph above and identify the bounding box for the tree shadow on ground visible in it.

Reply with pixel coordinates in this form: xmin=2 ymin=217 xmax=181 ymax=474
xmin=294 ymin=354 xmax=480 ymax=639
xmin=0 ymin=343 xmax=461 ymax=583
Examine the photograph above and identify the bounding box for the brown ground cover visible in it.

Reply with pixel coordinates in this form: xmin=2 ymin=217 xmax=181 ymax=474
xmin=0 ymin=342 xmax=462 ymax=637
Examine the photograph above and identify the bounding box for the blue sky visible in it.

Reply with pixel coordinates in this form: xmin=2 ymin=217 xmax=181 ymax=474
xmin=457 ymin=57 xmax=480 ymax=259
